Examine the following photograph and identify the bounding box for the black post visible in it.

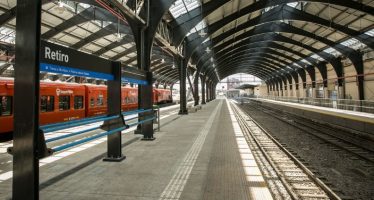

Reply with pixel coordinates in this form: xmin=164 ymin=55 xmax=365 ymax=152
xmin=206 ymin=81 xmax=210 ymax=102
xmin=103 ymin=62 xmax=125 ymax=162
xmin=212 ymin=83 xmax=217 ymax=99
xmin=13 ymin=0 xmax=41 ymax=199
xmin=140 ymin=71 xmax=155 ymax=140
xmin=201 ymin=75 xmax=206 ymax=104
xmin=194 ymin=72 xmax=199 ymax=106
xmin=179 ymin=56 xmax=188 ymax=114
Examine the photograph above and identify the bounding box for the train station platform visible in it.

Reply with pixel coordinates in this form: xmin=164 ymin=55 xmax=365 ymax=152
xmin=248 ymin=98 xmax=374 ymax=136
xmin=0 ymin=99 xmax=272 ymax=200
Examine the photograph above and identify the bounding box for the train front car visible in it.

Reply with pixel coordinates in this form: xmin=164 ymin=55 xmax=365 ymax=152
xmin=0 ymin=78 xmax=14 ymax=135
xmin=40 ymin=82 xmax=86 ymax=124
xmin=121 ymin=87 xmax=138 ymax=111
xmin=154 ymin=89 xmax=172 ymax=104
xmin=84 ymin=84 xmax=108 ymax=117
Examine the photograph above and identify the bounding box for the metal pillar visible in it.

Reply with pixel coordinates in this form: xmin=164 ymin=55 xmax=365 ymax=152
xmin=103 ymin=62 xmax=125 ymax=161
xmin=205 ymin=81 xmax=209 ymax=102
xmin=13 ymin=0 xmax=42 ymax=199
xmin=355 ymin=54 xmax=365 ymax=100
xmin=193 ymin=72 xmax=199 ymax=106
xmin=201 ymin=75 xmax=206 ymax=104
xmin=179 ymin=56 xmax=188 ymax=114
xmin=212 ymin=84 xmax=216 ymax=99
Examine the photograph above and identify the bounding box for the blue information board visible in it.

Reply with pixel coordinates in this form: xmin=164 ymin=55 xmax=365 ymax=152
xmin=40 ymin=63 xmax=114 ymax=80
xmin=121 ymin=77 xmax=148 ymax=85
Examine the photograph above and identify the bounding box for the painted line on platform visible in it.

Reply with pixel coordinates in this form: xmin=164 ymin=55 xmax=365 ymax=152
xmin=0 ymin=107 xmax=179 ymax=182
xmin=159 ymin=101 xmax=223 ymax=200
xmin=227 ymin=99 xmax=273 ymax=200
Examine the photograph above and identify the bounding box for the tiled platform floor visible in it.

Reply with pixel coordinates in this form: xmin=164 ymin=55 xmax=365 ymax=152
xmin=1 ymin=99 xmax=272 ymax=200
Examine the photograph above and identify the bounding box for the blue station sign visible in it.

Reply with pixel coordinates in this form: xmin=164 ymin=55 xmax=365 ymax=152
xmin=40 ymin=41 xmax=114 ymax=80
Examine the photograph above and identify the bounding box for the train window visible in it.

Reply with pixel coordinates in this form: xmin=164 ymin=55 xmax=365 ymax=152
xmin=97 ymin=96 xmax=104 ymax=106
xmin=59 ymin=96 xmax=70 ymax=111
xmin=40 ymin=96 xmax=54 ymax=112
xmin=90 ymin=98 xmax=95 ymax=107
xmin=0 ymin=96 xmax=12 ymax=116
xmin=74 ymin=96 xmax=84 ymax=109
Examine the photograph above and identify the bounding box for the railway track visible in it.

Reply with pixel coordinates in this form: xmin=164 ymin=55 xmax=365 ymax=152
xmin=243 ymin=100 xmax=374 ymax=165
xmin=229 ymin=101 xmax=340 ymax=200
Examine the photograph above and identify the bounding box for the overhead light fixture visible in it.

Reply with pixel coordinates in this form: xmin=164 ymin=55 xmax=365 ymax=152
xmin=205 ymin=47 xmax=211 ymax=53
xmin=198 ymin=29 xmax=207 ymax=36
xmin=161 ymin=58 xmax=165 ymax=63
xmin=116 ymin=18 xmax=122 ymax=42
xmin=210 ymin=57 xmax=213 ymax=62
xmin=172 ymin=56 xmax=176 ymax=69
xmin=55 ymin=0 xmax=66 ymax=14
xmin=116 ymin=33 xmax=122 ymax=42
xmin=58 ymin=1 xmax=64 ymax=7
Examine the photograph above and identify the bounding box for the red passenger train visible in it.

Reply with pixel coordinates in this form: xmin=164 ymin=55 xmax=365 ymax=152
xmin=0 ymin=78 xmax=172 ymax=135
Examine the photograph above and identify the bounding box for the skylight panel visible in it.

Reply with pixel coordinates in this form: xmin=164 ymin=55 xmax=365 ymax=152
xmin=0 ymin=27 xmax=16 ymax=44
xmin=287 ymin=2 xmax=298 ymax=8
xmin=169 ymin=0 xmax=201 ymax=19
xmin=365 ymin=29 xmax=374 ymax=37
xmin=186 ymin=20 xmax=206 ymax=36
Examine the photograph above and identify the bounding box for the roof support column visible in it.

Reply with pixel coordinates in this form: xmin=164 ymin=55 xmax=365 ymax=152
xmin=306 ymin=67 xmax=316 ymax=98
xmin=213 ymin=83 xmax=216 ymax=100
xmin=179 ymin=49 xmax=188 ymax=114
xmin=206 ymin=80 xmax=210 ymax=102
xmin=12 ymin=0 xmax=42 ymax=199
xmin=354 ymin=54 xmax=365 ymax=101
xmin=130 ymin=0 xmax=176 ymax=138
xmin=133 ymin=24 xmax=155 ymax=139
xmin=201 ymin=75 xmax=206 ymax=104
xmin=193 ymin=70 xmax=199 ymax=106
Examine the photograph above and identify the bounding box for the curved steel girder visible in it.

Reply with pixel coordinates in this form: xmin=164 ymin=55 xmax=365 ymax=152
xmin=189 ymin=5 xmax=372 ymax=48
xmin=156 ymin=70 xmax=179 ymax=84
xmin=198 ymin=43 xmax=330 ymax=80
xmin=186 ymin=5 xmax=373 ymax=61
xmin=194 ymin=24 xmax=352 ymax=71
xmin=202 ymin=47 xmax=305 ymax=73
xmin=172 ymin=0 xmax=372 ymax=49
xmin=205 ymin=59 xmax=282 ymax=80
xmin=218 ymin=55 xmax=286 ymax=73
xmin=153 ymin=63 xmax=175 ymax=74
xmin=197 ymin=34 xmax=340 ymax=77
xmin=152 ymin=62 xmax=170 ymax=72
xmin=129 ymin=0 xmax=177 ymax=58
xmin=204 ymin=58 xmax=289 ymax=80
xmin=212 ymin=23 xmax=357 ymax=59
xmin=213 ymin=58 xmax=280 ymax=75
xmin=196 ymin=39 xmax=313 ymax=70
xmin=206 ymin=57 xmax=311 ymax=83
xmin=213 ymin=56 xmax=287 ymax=74
xmin=213 ymin=65 xmax=270 ymax=81
xmin=170 ymin=0 xmax=231 ymax=46
xmin=212 ymin=53 xmax=297 ymax=75
xmin=199 ymin=47 xmax=302 ymax=78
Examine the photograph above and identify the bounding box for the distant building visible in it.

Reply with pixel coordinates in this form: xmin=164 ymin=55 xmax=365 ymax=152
xmin=227 ymin=77 xmax=240 ymax=90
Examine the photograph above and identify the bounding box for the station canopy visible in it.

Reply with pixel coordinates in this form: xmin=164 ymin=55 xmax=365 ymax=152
xmin=0 ymin=0 xmax=373 ymax=85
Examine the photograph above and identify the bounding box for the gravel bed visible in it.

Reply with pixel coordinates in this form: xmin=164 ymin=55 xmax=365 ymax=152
xmin=240 ymin=102 xmax=374 ymax=200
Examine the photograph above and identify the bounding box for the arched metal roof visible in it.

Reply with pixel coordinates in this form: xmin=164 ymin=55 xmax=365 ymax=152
xmin=0 ymin=0 xmax=373 ymax=87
